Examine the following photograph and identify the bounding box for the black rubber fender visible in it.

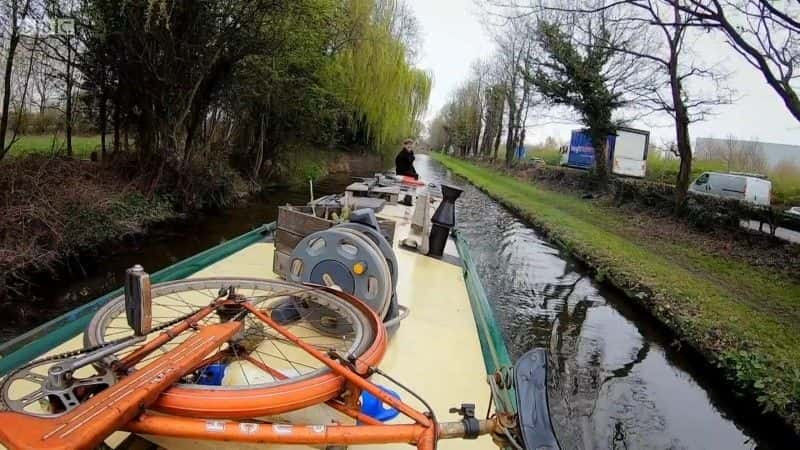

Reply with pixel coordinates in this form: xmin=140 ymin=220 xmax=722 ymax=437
xmin=515 ymin=348 xmax=560 ymax=450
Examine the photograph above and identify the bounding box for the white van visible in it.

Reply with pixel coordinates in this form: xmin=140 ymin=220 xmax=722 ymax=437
xmin=689 ymin=172 xmax=772 ymax=206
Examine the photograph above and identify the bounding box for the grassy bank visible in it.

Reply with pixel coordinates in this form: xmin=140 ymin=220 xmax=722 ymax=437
xmin=0 ymin=156 xmax=177 ymax=303
xmin=432 ymin=153 xmax=800 ymax=433
xmin=7 ymin=135 xmax=103 ymax=159
xmin=0 ymin=146 xmax=373 ymax=307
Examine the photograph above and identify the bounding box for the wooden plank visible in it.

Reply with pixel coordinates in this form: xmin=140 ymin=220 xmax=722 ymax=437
xmin=272 ymin=250 xmax=292 ymax=278
xmin=274 ymin=229 xmax=305 ymax=254
xmin=277 ymin=206 xmax=332 ymax=236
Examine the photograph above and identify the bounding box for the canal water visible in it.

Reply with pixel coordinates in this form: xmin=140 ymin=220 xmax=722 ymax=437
xmin=3 ymin=154 xmax=793 ymax=449
xmin=414 ymin=154 xmax=791 ymax=450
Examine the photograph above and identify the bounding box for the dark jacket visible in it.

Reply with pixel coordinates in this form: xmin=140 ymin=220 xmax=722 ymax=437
xmin=395 ymin=149 xmax=418 ymax=179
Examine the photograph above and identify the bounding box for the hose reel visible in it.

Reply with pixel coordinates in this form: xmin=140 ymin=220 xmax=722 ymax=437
xmin=337 ymin=222 xmax=398 ymax=289
xmin=288 ymin=226 xmax=395 ymax=334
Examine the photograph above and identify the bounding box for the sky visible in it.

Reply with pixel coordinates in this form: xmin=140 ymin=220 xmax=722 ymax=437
xmin=407 ymin=0 xmax=800 ymax=147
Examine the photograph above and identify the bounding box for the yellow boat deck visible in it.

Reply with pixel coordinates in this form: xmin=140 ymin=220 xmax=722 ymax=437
xmin=4 ymin=203 xmax=492 ymax=449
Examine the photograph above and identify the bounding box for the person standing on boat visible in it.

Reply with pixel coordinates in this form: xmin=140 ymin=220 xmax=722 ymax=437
xmin=395 ymin=139 xmax=419 ymax=179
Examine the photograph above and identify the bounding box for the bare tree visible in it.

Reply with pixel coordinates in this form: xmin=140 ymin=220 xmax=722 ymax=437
xmin=8 ymin=32 xmax=38 ymax=138
xmin=30 ymin=44 xmax=51 ymax=115
xmin=667 ymin=0 xmax=800 ymax=122
xmin=480 ymin=81 xmax=506 ymax=158
xmin=586 ymin=0 xmax=734 ymax=207
xmin=38 ymin=28 xmax=79 ymax=157
xmin=0 ymin=0 xmax=36 ymax=160
xmin=376 ymin=0 xmax=421 ymax=62
xmin=493 ymin=18 xmax=536 ymax=166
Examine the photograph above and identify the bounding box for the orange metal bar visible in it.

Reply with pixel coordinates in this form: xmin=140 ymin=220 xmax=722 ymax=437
xmin=125 ymin=414 xmax=427 ymax=446
xmin=118 ymin=300 xmax=222 ymax=370
xmin=244 ymin=303 xmax=432 ymax=427
xmin=417 ymin=426 xmax=436 ymax=450
xmin=242 ymin=354 xmax=383 ymax=426
xmin=123 ymin=415 xmax=499 ymax=448
xmin=0 ymin=322 xmax=242 ymax=450
xmin=242 ymin=354 xmax=285 ymax=379
xmin=326 ymin=399 xmax=383 ymax=426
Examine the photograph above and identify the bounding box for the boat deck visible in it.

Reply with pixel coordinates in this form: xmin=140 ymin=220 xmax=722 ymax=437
xmin=3 ymin=203 xmax=493 ymax=449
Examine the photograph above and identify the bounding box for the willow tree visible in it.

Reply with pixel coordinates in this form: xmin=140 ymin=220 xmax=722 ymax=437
xmin=327 ymin=0 xmax=431 ymax=152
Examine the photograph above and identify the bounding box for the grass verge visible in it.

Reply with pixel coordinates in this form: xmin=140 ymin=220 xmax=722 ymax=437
xmin=7 ymin=135 xmax=103 ymax=159
xmin=432 ymin=152 xmax=800 ymax=433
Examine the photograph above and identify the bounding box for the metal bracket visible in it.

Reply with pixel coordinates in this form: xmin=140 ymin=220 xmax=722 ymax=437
xmin=449 ymin=403 xmax=480 ymax=439
xmin=326 ymin=350 xmax=373 ymax=378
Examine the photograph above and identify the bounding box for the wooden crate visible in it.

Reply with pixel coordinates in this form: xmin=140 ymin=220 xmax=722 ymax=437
xmin=273 ymin=206 xmax=396 ymax=278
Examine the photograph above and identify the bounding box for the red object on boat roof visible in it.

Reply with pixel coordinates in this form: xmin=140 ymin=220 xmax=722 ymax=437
xmin=400 ymin=176 xmax=425 ymax=186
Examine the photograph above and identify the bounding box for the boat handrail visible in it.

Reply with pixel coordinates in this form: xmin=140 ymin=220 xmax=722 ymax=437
xmin=453 ymin=229 xmax=518 ymax=416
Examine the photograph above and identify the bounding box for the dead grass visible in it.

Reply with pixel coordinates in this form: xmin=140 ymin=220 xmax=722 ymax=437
xmin=0 ymin=155 xmax=174 ymax=301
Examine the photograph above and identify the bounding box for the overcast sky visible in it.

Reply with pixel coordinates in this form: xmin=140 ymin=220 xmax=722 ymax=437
xmin=407 ymin=0 xmax=799 ymax=146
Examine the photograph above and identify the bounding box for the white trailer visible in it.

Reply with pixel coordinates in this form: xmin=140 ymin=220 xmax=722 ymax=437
xmin=561 ymin=127 xmax=650 ymax=178
xmin=611 ymin=127 xmax=650 ymax=178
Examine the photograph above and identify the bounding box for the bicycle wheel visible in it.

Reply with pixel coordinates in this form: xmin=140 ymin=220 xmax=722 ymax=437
xmin=84 ymin=277 xmax=387 ymax=418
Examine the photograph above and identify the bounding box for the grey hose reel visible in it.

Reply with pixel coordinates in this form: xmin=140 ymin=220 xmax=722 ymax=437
xmin=337 ymin=222 xmax=398 ymax=289
xmin=288 ymin=228 xmax=393 ymax=334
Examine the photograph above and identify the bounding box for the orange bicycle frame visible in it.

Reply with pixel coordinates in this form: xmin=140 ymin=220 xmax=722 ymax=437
xmin=0 ymin=322 xmax=242 ymax=450
xmin=0 ymin=288 xmax=504 ymax=449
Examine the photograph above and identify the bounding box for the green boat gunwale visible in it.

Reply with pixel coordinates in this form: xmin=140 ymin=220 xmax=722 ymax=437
xmin=454 ymin=229 xmax=518 ymax=416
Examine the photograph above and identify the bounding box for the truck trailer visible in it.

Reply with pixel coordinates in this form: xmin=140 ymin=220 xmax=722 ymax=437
xmin=562 ymin=127 xmax=650 ymax=178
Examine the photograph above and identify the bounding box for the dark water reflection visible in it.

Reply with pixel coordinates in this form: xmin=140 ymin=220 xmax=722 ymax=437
xmin=415 ymin=154 xmax=790 ymax=450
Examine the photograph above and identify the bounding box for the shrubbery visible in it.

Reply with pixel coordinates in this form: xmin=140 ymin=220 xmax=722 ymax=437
xmin=503 ymin=159 xmax=790 ymax=235
xmin=0 ymin=155 xmax=179 ymax=302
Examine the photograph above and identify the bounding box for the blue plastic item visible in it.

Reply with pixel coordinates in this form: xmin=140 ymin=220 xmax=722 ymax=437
xmin=196 ymin=363 xmax=226 ymax=386
xmin=271 ymin=300 xmax=302 ymax=325
xmin=360 ymin=386 xmax=401 ymax=422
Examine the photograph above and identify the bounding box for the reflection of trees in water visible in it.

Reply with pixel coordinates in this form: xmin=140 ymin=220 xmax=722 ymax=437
xmin=497 ymin=266 xmax=588 ymax=357
xmin=544 ymin=269 xmax=652 ymax=450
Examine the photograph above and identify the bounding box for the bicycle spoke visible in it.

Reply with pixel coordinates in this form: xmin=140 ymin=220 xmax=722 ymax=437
xmin=90 ymin=278 xmax=368 ymax=391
